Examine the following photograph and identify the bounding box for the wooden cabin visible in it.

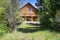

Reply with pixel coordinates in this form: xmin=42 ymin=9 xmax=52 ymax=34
xmin=19 ymin=3 xmax=39 ymax=22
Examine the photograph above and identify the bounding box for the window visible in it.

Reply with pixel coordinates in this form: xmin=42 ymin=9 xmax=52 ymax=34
xmin=29 ymin=8 xmax=32 ymax=11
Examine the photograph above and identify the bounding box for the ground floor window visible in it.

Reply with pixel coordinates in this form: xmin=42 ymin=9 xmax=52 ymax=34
xmin=26 ymin=18 xmax=32 ymax=21
xmin=22 ymin=16 xmax=39 ymax=21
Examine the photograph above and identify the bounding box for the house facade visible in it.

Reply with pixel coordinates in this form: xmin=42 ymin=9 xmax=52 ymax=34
xmin=19 ymin=3 xmax=39 ymax=22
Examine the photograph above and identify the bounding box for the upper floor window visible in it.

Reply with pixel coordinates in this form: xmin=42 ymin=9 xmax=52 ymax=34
xmin=29 ymin=8 xmax=32 ymax=11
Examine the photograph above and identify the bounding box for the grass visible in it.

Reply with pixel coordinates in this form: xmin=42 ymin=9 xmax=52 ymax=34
xmin=0 ymin=22 xmax=60 ymax=40
xmin=18 ymin=22 xmax=40 ymax=28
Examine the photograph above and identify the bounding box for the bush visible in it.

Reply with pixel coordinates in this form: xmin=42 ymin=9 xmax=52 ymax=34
xmin=0 ymin=23 xmax=10 ymax=36
xmin=15 ymin=12 xmax=23 ymax=23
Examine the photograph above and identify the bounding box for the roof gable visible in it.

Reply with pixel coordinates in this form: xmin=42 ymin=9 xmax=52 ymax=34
xmin=20 ymin=2 xmax=36 ymax=9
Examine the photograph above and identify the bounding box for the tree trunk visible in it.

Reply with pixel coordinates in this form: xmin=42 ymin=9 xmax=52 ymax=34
xmin=6 ymin=0 xmax=22 ymax=32
xmin=7 ymin=6 xmax=16 ymax=32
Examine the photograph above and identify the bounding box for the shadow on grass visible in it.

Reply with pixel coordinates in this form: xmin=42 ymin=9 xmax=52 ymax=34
xmin=27 ymin=23 xmax=40 ymax=26
xmin=17 ymin=27 xmax=41 ymax=33
xmin=17 ymin=26 xmax=60 ymax=33
xmin=17 ymin=23 xmax=60 ymax=33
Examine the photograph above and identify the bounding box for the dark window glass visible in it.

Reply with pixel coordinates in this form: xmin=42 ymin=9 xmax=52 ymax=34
xmin=29 ymin=8 xmax=32 ymax=11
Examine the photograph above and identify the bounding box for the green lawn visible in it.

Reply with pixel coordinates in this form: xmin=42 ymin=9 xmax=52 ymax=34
xmin=0 ymin=23 xmax=60 ymax=40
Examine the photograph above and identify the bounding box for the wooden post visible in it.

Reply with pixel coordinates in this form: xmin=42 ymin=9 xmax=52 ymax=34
xmin=32 ymin=16 xmax=33 ymax=21
xmin=25 ymin=16 xmax=26 ymax=21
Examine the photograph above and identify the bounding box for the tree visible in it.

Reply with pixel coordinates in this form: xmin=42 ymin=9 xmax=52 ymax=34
xmin=0 ymin=0 xmax=9 ymax=35
xmin=3 ymin=0 xmax=22 ymax=32
xmin=37 ymin=0 xmax=57 ymax=29
xmin=55 ymin=0 xmax=60 ymax=9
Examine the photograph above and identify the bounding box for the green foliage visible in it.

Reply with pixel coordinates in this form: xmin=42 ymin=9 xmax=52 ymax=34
xmin=0 ymin=7 xmax=9 ymax=36
xmin=0 ymin=24 xmax=9 ymax=36
xmin=37 ymin=0 xmax=57 ymax=29
xmin=55 ymin=0 xmax=60 ymax=9
xmin=15 ymin=12 xmax=22 ymax=23
xmin=0 ymin=7 xmax=7 ymax=22
xmin=0 ymin=0 xmax=6 ymax=7
xmin=1 ymin=23 xmax=60 ymax=40
xmin=0 ymin=0 xmax=22 ymax=33
xmin=0 ymin=0 xmax=10 ymax=36
xmin=0 ymin=0 xmax=22 ymax=35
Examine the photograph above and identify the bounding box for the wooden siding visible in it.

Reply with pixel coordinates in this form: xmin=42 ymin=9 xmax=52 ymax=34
xmin=19 ymin=3 xmax=36 ymax=16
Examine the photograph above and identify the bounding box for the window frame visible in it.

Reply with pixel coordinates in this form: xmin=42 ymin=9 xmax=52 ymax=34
xmin=29 ymin=7 xmax=32 ymax=11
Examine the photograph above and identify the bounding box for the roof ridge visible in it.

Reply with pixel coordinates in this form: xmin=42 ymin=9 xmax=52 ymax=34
xmin=20 ymin=2 xmax=37 ymax=9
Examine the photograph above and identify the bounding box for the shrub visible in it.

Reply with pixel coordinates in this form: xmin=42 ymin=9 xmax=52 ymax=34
xmin=0 ymin=24 xmax=9 ymax=36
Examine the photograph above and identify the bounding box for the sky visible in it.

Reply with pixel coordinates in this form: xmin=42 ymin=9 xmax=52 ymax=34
xmin=23 ymin=0 xmax=37 ymax=6
xmin=20 ymin=0 xmax=37 ymax=8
